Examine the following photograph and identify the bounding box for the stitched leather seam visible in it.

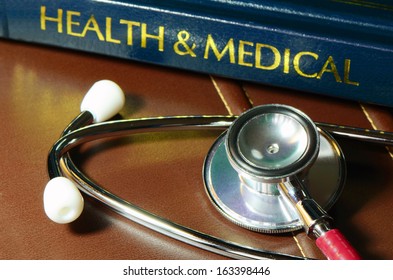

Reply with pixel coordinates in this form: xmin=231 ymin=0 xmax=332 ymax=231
xmin=360 ymin=103 xmax=393 ymax=159
xmin=241 ymin=85 xmax=254 ymax=107
xmin=360 ymin=103 xmax=379 ymax=130
xmin=209 ymin=76 xmax=234 ymax=116
xmin=291 ymin=232 xmax=307 ymax=258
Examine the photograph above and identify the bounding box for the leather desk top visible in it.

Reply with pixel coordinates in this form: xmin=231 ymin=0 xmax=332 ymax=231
xmin=0 ymin=39 xmax=392 ymax=260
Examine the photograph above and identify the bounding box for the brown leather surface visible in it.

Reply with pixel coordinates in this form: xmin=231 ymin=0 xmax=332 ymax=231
xmin=0 ymin=39 xmax=392 ymax=260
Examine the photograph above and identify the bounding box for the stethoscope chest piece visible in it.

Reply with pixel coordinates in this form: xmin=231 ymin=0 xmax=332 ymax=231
xmin=203 ymin=104 xmax=346 ymax=233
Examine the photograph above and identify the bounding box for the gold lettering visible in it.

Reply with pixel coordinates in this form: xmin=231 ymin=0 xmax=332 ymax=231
xmin=317 ymin=56 xmax=342 ymax=82
xmin=40 ymin=6 xmax=63 ymax=33
xmin=106 ymin=17 xmax=121 ymax=44
xmin=119 ymin=20 xmax=140 ymax=45
xmin=66 ymin=10 xmax=82 ymax=37
xmin=255 ymin=44 xmax=280 ymax=70
xmin=294 ymin=52 xmax=319 ymax=78
xmin=141 ymin=23 xmax=164 ymax=51
xmin=173 ymin=31 xmax=196 ymax=57
xmin=343 ymin=59 xmax=360 ymax=86
xmin=238 ymin=40 xmax=254 ymax=67
xmin=40 ymin=8 xmax=361 ymax=88
xmin=283 ymin=49 xmax=290 ymax=74
xmin=81 ymin=15 xmax=105 ymax=40
xmin=204 ymin=35 xmax=235 ymax=63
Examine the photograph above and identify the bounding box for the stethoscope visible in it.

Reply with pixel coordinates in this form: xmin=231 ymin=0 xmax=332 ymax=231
xmin=44 ymin=80 xmax=393 ymax=260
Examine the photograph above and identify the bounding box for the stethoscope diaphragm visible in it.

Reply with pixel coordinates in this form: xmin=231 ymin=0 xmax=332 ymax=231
xmin=203 ymin=104 xmax=346 ymax=233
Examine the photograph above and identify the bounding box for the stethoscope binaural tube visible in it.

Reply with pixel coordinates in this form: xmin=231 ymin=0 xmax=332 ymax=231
xmin=44 ymin=80 xmax=393 ymax=260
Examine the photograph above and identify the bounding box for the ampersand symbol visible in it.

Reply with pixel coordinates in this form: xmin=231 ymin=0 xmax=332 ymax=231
xmin=173 ymin=30 xmax=197 ymax=57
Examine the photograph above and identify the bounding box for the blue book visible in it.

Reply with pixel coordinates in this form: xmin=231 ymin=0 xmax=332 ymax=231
xmin=1 ymin=0 xmax=392 ymax=107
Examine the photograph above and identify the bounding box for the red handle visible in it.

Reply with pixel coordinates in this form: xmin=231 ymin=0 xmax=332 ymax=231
xmin=316 ymin=229 xmax=361 ymax=260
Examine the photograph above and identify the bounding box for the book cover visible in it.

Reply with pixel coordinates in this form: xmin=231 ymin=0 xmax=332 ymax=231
xmin=1 ymin=0 xmax=392 ymax=107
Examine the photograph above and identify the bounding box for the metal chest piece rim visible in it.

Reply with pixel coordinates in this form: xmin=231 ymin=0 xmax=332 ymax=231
xmin=203 ymin=105 xmax=346 ymax=233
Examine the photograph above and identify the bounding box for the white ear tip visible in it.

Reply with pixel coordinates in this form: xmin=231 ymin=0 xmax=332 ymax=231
xmin=43 ymin=177 xmax=84 ymax=224
xmin=80 ymin=80 xmax=125 ymax=123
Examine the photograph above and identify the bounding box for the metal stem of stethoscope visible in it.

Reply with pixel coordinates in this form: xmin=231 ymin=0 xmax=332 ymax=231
xmin=317 ymin=122 xmax=393 ymax=146
xmin=44 ymin=80 xmax=393 ymax=260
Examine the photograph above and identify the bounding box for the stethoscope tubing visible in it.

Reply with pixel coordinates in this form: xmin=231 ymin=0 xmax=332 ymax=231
xmin=48 ymin=111 xmax=392 ymax=260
